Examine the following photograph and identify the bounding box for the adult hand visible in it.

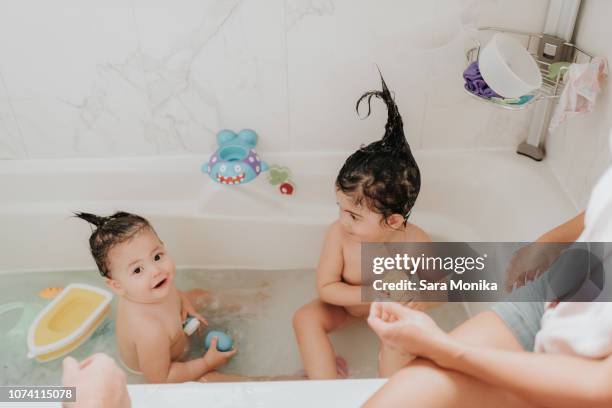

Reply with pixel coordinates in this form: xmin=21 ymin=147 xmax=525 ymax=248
xmin=504 ymin=242 xmax=567 ymax=292
xmin=367 ymin=302 xmax=448 ymax=360
xmin=202 ymin=337 xmax=237 ymax=371
xmin=62 ymin=353 xmax=130 ymax=408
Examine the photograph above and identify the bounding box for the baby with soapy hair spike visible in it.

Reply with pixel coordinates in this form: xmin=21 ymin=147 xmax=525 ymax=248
xmin=75 ymin=211 xmax=241 ymax=383
xmin=292 ymin=72 xmax=432 ymax=379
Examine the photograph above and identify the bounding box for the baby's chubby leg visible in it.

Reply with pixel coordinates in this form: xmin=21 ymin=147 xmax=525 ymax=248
xmin=292 ymin=299 xmax=348 ymax=379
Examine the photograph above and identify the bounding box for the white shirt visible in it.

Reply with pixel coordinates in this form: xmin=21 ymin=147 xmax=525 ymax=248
xmin=534 ymin=152 xmax=612 ymax=358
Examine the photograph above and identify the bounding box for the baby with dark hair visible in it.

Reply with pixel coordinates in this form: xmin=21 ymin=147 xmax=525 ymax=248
xmin=75 ymin=211 xmax=238 ymax=383
xmin=293 ymin=74 xmax=431 ymax=379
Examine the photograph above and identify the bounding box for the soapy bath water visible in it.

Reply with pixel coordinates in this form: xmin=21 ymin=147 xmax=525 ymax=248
xmin=0 ymin=268 xmax=469 ymax=385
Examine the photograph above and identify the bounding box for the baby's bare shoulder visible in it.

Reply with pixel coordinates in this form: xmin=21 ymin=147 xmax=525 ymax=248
xmin=326 ymin=221 xmax=346 ymax=243
xmin=328 ymin=220 xmax=343 ymax=235
xmin=403 ymin=222 xmax=431 ymax=242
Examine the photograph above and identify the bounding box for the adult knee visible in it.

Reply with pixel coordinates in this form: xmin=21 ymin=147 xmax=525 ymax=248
xmin=391 ymin=358 xmax=456 ymax=396
xmin=365 ymin=361 xmax=458 ymax=408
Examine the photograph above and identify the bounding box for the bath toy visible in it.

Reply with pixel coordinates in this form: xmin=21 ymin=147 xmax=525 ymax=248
xmin=280 ymin=182 xmax=294 ymax=195
xmin=27 ymin=283 xmax=113 ymax=362
xmin=267 ymin=164 xmax=296 ymax=195
xmin=204 ymin=330 xmax=233 ymax=352
xmin=182 ymin=316 xmax=200 ymax=336
xmin=38 ymin=286 xmax=64 ymax=299
xmin=202 ymin=129 xmax=269 ymax=185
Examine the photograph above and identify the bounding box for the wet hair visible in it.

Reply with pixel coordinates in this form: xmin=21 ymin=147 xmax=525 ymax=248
xmin=74 ymin=211 xmax=153 ymax=278
xmin=336 ymin=71 xmax=421 ymax=226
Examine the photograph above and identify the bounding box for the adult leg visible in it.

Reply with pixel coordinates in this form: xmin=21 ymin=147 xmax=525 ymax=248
xmin=363 ymin=359 xmax=534 ymax=408
xmin=293 ymin=299 xmax=349 ymax=379
xmin=364 ymin=310 xmax=530 ymax=407
xmin=377 ymin=310 xmax=523 ymax=377
xmin=448 ymin=310 xmax=525 ymax=350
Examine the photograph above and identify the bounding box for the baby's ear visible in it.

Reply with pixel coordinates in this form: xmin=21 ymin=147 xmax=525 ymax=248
xmin=105 ymin=277 xmax=126 ymax=296
xmin=386 ymin=214 xmax=406 ymax=229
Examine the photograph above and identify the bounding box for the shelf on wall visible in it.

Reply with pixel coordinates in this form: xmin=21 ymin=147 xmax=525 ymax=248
xmin=464 ymin=26 xmax=594 ymax=111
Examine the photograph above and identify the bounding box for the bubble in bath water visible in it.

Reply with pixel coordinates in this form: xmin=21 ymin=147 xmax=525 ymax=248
xmin=0 ymin=268 xmax=471 ymax=384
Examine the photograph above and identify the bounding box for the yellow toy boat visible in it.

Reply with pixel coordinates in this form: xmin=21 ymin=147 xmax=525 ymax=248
xmin=27 ymin=283 xmax=113 ymax=362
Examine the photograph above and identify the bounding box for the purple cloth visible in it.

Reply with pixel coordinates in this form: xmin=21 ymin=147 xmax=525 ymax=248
xmin=463 ymin=61 xmax=481 ymax=81
xmin=463 ymin=61 xmax=500 ymax=98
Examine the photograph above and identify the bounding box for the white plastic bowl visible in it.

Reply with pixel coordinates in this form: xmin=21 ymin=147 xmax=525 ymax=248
xmin=478 ymin=33 xmax=542 ymax=98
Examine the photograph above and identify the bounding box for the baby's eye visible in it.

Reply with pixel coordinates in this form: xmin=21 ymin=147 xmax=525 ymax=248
xmin=350 ymin=213 xmax=357 ymax=221
xmin=154 ymin=253 xmax=163 ymax=261
xmin=133 ymin=267 xmax=142 ymax=274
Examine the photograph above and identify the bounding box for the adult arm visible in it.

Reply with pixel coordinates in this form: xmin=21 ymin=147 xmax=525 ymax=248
xmin=505 ymin=211 xmax=586 ymax=291
xmin=539 ymin=211 xmax=585 ymax=243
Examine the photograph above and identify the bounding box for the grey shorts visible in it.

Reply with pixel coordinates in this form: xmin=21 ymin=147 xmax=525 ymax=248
xmin=491 ymin=301 xmax=544 ymax=351
xmin=491 ymin=273 xmax=548 ymax=351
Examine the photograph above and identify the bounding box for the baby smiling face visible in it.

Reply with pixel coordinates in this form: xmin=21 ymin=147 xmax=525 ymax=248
xmin=105 ymin=227 xmax=176 ymax=303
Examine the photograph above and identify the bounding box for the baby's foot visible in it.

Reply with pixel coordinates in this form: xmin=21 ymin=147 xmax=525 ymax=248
xmin=335 ymin=356 xmax=349 ymax=379
xmin=293 ymin=368 xmax=307 ymax=379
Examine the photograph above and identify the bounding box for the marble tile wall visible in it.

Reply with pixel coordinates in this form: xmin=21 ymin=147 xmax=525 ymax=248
xmin=0 ymin=0 xmax=551 ymax=158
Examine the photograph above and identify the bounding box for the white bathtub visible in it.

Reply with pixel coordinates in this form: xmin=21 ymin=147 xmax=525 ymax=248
xmin=0 ymin=149 xmax=576 ymax=407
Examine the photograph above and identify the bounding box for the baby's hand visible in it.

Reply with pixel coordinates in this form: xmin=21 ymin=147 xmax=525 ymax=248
xmin=181 ymin=298 xmax=208 ymax=331
xmin=202 ymin=337 xmax=237 ymax=371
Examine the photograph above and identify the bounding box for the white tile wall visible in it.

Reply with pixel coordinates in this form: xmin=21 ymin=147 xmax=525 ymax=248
xmin=0 ymin=0 xmax=151 ymax=158
xmin=286 ymin=0 xmax=437 ymax=151
xmin=0 ymin=0 xmax=555 ymax=158
xmin=0 ymin=73 xmax=25 ymax=158
xmin=132 ymin=0 xmax=289 ymax=154
xmin=546 ymin=0 xmax=612 ymax=208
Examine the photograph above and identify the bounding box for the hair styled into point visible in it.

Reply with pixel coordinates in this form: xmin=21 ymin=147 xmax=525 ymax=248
xmin=74 ymin=211 xmax=153 ymax=278
xmin=336 ymin=71 xmax=421 ymax=226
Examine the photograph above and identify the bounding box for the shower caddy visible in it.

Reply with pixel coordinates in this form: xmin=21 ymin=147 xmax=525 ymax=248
xmin=466 ymin=27 xmax=594 ymax=161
